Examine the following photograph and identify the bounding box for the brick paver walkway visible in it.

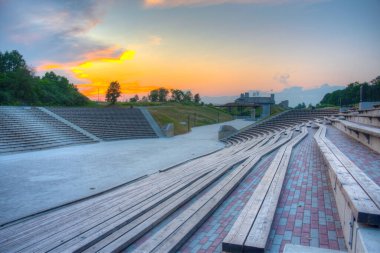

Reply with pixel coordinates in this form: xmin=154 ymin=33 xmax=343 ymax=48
xmin=266 ymin=129 xmax=346 ymax=252
xmin=326 ymin=125 xmax=380 ymax=185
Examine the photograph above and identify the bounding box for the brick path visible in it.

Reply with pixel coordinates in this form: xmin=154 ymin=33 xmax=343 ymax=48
xmin=266 ymin=129 xmax=346 ymax=252
xmin=326 ymin=125 xmax=380 ymax=185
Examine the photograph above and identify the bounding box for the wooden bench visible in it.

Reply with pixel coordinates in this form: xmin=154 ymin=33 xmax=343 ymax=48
xmin=222 ymin=127 xmax=307 ymax=252
xmin=0 ymin=131 xmax=280 ymax=252
xmin=314 ymin=124 xmax=380 ymax=252
xmin=132 ymin=131 xmax=293 ymax=253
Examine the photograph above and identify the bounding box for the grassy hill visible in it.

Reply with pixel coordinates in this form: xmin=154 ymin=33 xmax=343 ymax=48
xmin=146 ymin=103 xmax=233 ymax=135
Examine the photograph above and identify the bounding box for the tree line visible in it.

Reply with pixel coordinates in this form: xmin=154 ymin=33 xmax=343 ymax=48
xmin=106 ymin=84 xmax=201 ymax=104
xmin=0 ymin=50 xmax=89 ymax=106
xmin=319 ymin=76 xmax=380 ymax=106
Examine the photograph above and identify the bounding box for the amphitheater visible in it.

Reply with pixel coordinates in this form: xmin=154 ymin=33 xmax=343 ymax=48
xmin=0 ymin=106 xmax=379 ymax=253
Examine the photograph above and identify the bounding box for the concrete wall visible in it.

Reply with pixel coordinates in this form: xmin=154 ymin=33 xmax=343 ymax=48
xmin=262 ymin=104 xmax=271 ymax=118
xmin=320 ymin=145 xmax=380 ymax=253
xmin=359 ymin=102 xmax=380 ymax=110
xmin=332 ymin=121 xmax=380 ymax=154
xmin=343 ymin=115 xmax=380 ymax=128
xmin=218 ymin=125 xmax=238 ymax=140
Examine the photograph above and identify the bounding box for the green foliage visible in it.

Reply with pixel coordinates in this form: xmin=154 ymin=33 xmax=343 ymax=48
xmin=320 ymin=77 xmax=380 ymax=106
xmin=129 ymin=94 xmax=139 ymax=102
xmin=194 ymin=93 xmax=201 ymax=104
xmin=149 ymin=88 xmax=169 ymax=102
xmin=106 ymin=81 xmax=121 ymax=104
xmin=294 ymin=102 xmax=306 ymax=109
xmin=0 ymin=50 xmax=89 ymax=106
xmin=36 ymin=72 xmax=89 ymax=106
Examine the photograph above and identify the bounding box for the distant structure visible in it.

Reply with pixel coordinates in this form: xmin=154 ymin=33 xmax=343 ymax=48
xmin=217 ymin=91 xmax=276 ymax=120
xmin=278 ymin=100 xmax=289 ymax=109
xmin=234 ymin=92 xmax=275 ymax=119
xmin=235 ymin=92 xmax=275 ymax=105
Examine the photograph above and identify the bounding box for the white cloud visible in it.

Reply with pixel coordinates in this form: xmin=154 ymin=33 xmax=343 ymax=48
xmin=149 ymin=35 xmax=162 ymax=46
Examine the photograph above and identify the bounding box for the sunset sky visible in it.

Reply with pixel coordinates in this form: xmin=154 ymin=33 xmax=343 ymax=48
xmin=1 ymin=0 xmax=379 ymax=100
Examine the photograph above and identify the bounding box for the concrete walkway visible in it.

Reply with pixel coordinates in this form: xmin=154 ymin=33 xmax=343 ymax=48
xmin=0 ymin=119 xmax=252 ymax=225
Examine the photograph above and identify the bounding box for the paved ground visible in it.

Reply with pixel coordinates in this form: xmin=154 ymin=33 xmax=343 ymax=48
xmin=325 ymin=125 xmax=380 ymax=186
xmin=266 ymin=129 xmax=346 ymax=252
xmin=0 ymin=119 xmax=252 ymax=225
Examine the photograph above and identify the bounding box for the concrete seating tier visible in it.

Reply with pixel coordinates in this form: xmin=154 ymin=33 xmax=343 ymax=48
xmin=48 ymin=107 xmax=158 ymax=140
xmin=315 ymin=124 xmax=380 ymax=252
xmin=224 ymin=109 xmax=338 ymax=145
xmin=0 ymin=127 xmax=304 ymax=252
xmin=330 ymin=117 xmax=380 ymax=153
xmin=0 ymin=106 xmax=96 ymax=153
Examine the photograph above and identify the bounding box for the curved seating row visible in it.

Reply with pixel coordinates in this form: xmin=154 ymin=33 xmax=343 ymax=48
xmin=332 ymin=109 xmax=380 ymax=153
xmin=223 ymin=109 xmax=338 ymax=145
xmin=0 ymin=125 xmax=303 ymax=252
xmin=0 ymin=106 xmax=96 ymax=153
xmin=48 ymin=107 xmax=158 ymax=141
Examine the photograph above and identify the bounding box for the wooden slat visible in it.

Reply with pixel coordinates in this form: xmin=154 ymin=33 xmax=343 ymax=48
xmin=223 ymin=128 xmax=307 ymax=252
xmin=133 ymin=134 xmax=292 ymax=253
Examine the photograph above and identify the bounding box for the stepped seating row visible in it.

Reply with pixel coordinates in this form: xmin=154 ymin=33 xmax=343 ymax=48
xmin=223 ymin=109 xmax=338 ymax=145
xmin=330 ymin=109 xmax=380 ymax=153
xmin=0 ymin=107 xmax=96 ymax=153
xmin=0 ymin=124 xmax=304 ymax=252
xmin=314 ymin=124 xmax=380 ymax=252
xmin=222 ymin=127 xmax=308 ymax=252
xmin=48 ymin=107 xmax=158 ymax=140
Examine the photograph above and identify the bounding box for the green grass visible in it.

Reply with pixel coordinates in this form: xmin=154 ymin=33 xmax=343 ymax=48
xmin=270 ymin=104 xmax=285 ymax=115
xmin=147 ymin=103 xmax=234 ymax=135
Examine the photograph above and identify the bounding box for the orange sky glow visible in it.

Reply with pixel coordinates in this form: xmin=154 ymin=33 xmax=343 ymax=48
xmin=23 ymin=0 xmax=378 ymax=102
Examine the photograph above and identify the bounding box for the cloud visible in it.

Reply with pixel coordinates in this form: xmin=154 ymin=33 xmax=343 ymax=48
xmin=149 ymin=36 xmax=162 ymax=46
xmin=144 ymin=0 xmax=324 ymax=8
xmin=201 ymin=83 xmax=345 ymax=106
xmin=274 ymin=73 xmax=290 ymax=85
xmin=37 ymin=46 xmax=135 ymax=74
xmin=0 ymin=0 xmax=114 ymax=63
xmin=36 ymin=46 xmax=142 ymax=99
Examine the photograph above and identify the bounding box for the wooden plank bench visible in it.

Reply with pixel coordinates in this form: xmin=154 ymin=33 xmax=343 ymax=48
xmin=222 ymin=127 xmax=307 ymax=252
xmin=0 ymin=132 xmax=275 ymax=252
xmin=314 ymin=124 xmax=380 ymax=252
xmin=132 ymin=132 xmax=293 ymax=253
xmin=54 ymin=135 xmax=282 ymax=252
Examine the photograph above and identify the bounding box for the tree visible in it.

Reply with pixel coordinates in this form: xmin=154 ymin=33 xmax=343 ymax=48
xmin=170 ymin=89 xmax=184 ymax=102
xmin=148 ymin=89 xmax=159 ymax=102
xmin=158 ymin=88 xmax=169 ymax=102
xmin=129 ymin=94 xmax=139 ymax=102
xmin=183 ymin=91 xmax=193 ymax=102
xmin=106 ymin=81 xmax=121 ymax=104
xmin=0 ymin=50 xmax=27 ymax=73
xmin=0 ymin=50 xmax=89 ymax=106
xmin=194 ymin=93 xmax=201 ymax=104
xmin=294 ymin=102 xmax=306 ymax=109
